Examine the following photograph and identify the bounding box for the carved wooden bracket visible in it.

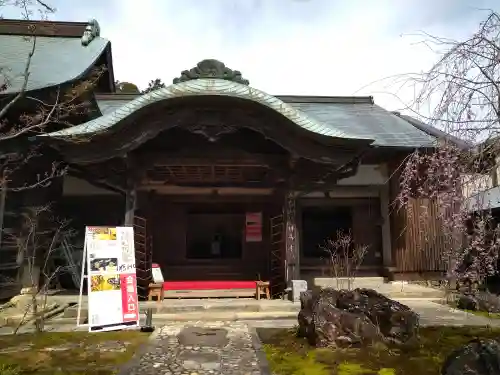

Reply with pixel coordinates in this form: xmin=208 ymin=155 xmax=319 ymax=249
xmin=176 ymin=108 xmax=239 ymax=142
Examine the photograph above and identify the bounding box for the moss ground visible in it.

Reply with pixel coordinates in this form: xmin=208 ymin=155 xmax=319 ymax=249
xmin=259 ymin=326 xmax=500 ymax=375
xmin=0 ymin=330 xmax=149 ymax=375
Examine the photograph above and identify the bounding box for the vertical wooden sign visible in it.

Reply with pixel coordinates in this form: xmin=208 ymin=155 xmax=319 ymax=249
xmin=245 ymin=212 xmax=262 ymax=242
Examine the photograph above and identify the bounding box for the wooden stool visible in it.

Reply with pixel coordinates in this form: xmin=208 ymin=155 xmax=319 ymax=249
xmin=148 ymin=283 xmax=164 ymax=303
xmin=256 ymin=281 xmax=270 ymax=300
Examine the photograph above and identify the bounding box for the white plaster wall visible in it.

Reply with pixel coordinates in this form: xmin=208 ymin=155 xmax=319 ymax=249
xmin=337 ymin=164 xmax=386 ymax=186
xmin=63 ymin=176 xmax=119 ymax=196
xmin=462 ymin=173 xmax=493 ymax=199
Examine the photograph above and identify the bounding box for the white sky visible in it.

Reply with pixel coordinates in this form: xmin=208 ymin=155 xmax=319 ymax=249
xmin=3 ymin=0 xmax=500 ymax=112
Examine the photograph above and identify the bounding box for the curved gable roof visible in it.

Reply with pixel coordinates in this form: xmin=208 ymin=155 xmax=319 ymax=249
xmin=90 ymin=92 xmax=438 ymax=148
xmin=43 ymin=79 xmax=366 ymax=141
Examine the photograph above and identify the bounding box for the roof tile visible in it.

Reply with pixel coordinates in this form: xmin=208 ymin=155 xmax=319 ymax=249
xmin=0 ymin=34 xmax=109 ymax=94
xmin=93 ymin=89 xmax=437 ymax=148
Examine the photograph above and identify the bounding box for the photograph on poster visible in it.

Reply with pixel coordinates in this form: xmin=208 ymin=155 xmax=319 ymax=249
xmin=92 ymin=227 xmax=117 ymax=241
xmin=90 ymin=258 xmax=118 ymax=272
xmin=90 ymin=275 xmax=121 ymax=292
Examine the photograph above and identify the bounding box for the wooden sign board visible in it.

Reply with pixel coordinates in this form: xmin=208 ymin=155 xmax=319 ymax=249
xmin=245 ymin=212 xmax=262 ymax=242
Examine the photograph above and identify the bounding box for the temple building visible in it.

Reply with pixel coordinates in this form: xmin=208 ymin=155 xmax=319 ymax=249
xmin=0 ymin=19 xmax=449 ymax=299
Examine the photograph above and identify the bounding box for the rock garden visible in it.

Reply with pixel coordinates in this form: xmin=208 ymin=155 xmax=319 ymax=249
xmin=259 ymin=287 xmax=500 ymax=375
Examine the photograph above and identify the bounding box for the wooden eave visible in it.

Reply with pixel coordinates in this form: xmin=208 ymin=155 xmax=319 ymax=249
xmin=0 ymin=19 xmax=88 ymax=37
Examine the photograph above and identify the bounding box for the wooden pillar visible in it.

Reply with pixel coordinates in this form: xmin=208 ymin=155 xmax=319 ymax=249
xmin=0 ymin=171 xmax=7 ymax=250
xmin=124 ymin=181 xmax=137 ymax=226
xmin=294 ymin=197 xmax=302 ymax=280
xmin=123 ymin=155 xmax=138 ymax=226
xmin=285 ymin=191 xmax=300 ymax=283
xmin=379 ymin=182 xmax=393 ymax=270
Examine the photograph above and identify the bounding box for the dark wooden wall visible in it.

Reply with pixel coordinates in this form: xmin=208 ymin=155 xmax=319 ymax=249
xmin=58 ymin=195 xmax=124 ymax=233
xmin=298 ymin=197 xmax=383 ymax=280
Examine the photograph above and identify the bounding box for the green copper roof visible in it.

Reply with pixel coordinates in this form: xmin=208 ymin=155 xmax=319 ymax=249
xmin=93 ymin=92 xmax=437 ymax=149
xmin=0 ymin=34 xmax=109 ymax=94
xmin=43 ymin=79 xmax=365 ymax=140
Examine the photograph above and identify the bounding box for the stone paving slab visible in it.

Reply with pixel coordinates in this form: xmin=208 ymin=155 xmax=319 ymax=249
xmin=399 ymin=299 xmax=500 ymax=327
xmin=118 ymin=321 xmax=268 ymax=375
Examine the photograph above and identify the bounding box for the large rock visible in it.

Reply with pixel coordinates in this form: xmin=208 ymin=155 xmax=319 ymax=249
xmin=297 ymin=288 xmax=419 ymax=348
xmin=457 ymin=292 xmax=500 ymax=313
xmin=441 ymin=339 xmax=500 ymax=375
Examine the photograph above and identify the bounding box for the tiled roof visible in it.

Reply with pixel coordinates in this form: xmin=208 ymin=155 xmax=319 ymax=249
xmin=76 ymin=86 xmax=438 ymax=148
xmin=394 ymin=113 xmax=471 ymax=150
xmin=43 ymin=79 xmax=367 ymax=141
xmin=0 ymin=34 xmax=109 ymax=94
xmin=290 ymin=102 xmax=436 ymax=148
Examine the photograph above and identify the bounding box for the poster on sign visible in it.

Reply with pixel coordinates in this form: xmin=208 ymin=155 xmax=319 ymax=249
xmin=245 ymin=212 xmax=262 ymax=242
xmin=84 ymin=226 xmax=139 ymax=332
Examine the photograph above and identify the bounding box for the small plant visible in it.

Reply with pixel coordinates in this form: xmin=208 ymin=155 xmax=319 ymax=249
xmin=320 ymin=230 xmax=369 ymax=290
xmin=0 ymin=364 xmax=20 ymax=375
xmin=337 ymin=362 xmax=372 ymax=375
xmin=378 ymin=369 xmax=396 ymax=375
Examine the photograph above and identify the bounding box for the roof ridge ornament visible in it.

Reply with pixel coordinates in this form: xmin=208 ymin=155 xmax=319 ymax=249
xmin=81 ymin=19 xmax=100 ymax=46
xmin=173 ymin=59 xmax=249 ymax=85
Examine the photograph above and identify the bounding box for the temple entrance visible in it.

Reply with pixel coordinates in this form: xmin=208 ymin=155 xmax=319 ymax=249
xmin=57 ymin=90 xmax=370 ymax=298
xmin=135 ymin=194 xmax=281 ymax=298
xmin=143 ymin=195 xmax=277 ymax=282
xmin=186 ymin=211 xmax=244 ymax=260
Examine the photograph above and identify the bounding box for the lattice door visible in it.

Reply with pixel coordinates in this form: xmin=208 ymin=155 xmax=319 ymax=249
xmin=269 ymin=213 xmax=285 ymax=296
xmin=133 ymin=215 xmax=152 ymax=300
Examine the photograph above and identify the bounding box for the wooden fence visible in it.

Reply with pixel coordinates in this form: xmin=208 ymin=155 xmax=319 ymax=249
xmin=392 ymin=198 xmax=448 ymax=274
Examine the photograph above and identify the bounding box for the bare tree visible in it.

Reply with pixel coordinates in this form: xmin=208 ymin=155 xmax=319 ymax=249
xmin=320 ymin=230 xmax=369 ymax=290
xmin=3 ymin=204 xmax=74 ymax=333
xmin=0 ymin=0 xmax=105 ymax=192
xmin=0 ymin=1 xmax=103 ymax=309
xmin=393 ymin=11 xmax=500 ymax=289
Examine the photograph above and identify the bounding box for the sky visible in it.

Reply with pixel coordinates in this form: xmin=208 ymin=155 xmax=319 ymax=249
xmin=3 ymin=0 xmax=500 ymax=111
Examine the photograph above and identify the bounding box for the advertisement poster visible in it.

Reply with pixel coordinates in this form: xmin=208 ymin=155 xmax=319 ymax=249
xmin=245 ymin=212 xmax=263 ymax=242
xmin=85 ymin=226 xmax=139 ymax=332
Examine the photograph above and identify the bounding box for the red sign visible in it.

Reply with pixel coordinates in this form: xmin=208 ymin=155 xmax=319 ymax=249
xmin=245 ymin=212 xmax=262 ymax=242
xmin=120 ymin=273 xmax=139 ymax=322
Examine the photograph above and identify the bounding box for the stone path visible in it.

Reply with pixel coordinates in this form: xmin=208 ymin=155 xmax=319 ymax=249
xmin=119 ymin=321 xmax=267 ymax=375
xmin=0 ymin=339 xmax=131 ymax=354
xmin=400 ymin=299 xmax=500 ymax=327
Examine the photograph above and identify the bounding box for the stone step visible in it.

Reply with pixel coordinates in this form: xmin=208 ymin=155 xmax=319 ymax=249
xmin=63 ymin=300 xmax=300 ymax=318
xmin=151 ymin=311 xmax=299 ymax=321
xmin=45 ymin=310 xmax=299 ymax=325
xmin=385 ymin=291 xmax=444 ymax=299
xmin=312 ymin=277 xmax=386 ymax=289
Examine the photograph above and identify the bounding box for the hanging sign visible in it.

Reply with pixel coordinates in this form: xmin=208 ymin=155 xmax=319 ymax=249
xmin=84 ymin=226 xmax=139 ymax=332
xmin=245 ymin=212 xmax=263 ymax=242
